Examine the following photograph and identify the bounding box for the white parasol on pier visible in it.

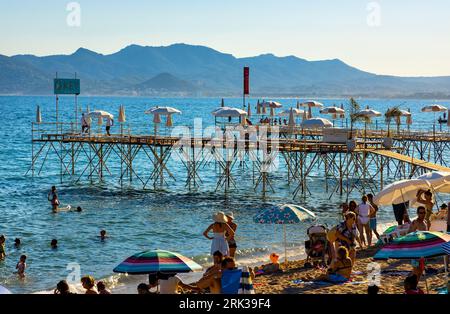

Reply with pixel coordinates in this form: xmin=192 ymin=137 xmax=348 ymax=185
xmin=278 ymin=108 xmax=304 ymax=117
xmin=299 ymin=101 xmax=323 ymax=119
xmin=212 ymin=107 xmax=247 ymax=118
xmin=247 ymin=103 xmax=252 ymax=117
xmin=300 ymin=118 xmax=333 ymax=129
xmin=145 ymin=106 xmax=182 ymax=115
xmin=256 ymin=100 xmax=261 ymax=115
xmin=422 ymin=104 xmax=447 ymax=132
xmin=118 ymin=105 xmax=126 ymax=123
xmin=373 ymin=178 xmax=431 ymax=206
xmin=355 ymin=109 xmax=381 ymax=139
xmin=320 ymin=106 xmax=345 ymax=126
xmin=260 ymin=101 xmax=283 ymax=109
xmin=288 ymin=108 xmax=296 ymax=127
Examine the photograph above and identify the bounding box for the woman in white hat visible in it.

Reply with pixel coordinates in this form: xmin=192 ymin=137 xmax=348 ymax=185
xmin=203 ymin=211 xmax=235 ymax=257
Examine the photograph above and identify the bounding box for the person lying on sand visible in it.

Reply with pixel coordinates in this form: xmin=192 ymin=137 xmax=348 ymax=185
xmin=254 ymin=253 xmax=281 ymax=276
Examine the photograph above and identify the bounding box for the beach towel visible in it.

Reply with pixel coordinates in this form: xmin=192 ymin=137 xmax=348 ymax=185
xmin=238 ymin=266 xmax=255 ymax=294
xmin=221 ymin=269 xmax=242 ymax=294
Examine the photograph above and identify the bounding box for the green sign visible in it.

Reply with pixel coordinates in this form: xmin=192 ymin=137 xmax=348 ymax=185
xmin=54 ymin=78 xmax=80 ymax=95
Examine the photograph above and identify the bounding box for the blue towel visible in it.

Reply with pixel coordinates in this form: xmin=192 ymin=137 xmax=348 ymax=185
xmin=221 ymin=269 xmax=242 ymax=294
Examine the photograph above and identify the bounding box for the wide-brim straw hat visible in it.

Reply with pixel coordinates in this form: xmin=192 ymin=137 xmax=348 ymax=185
xmin=225 ymin=212 xmax=234 ymax=220
xmin=213 ymin=211 xmax=228 ymax=223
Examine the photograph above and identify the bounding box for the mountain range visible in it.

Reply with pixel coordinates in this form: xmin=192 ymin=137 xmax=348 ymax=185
xmin=1 ymin=43 xmax=450 ymax=98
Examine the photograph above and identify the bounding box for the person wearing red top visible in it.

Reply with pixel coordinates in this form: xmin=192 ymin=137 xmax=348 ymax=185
xmin=404 ymin=274 xmax=425 ymax=294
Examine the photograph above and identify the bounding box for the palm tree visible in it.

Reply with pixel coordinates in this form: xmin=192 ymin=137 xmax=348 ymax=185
xmin=384 ymin=106 xmax=402 ymax=136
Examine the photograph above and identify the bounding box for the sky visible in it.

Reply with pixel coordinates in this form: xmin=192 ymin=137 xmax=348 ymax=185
xmin=1 ymin=0 xmax=450 ymax=77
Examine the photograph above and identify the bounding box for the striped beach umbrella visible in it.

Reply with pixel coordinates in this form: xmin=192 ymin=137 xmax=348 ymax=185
xmin=374 ymin=231 xmax=450 ymax=260
xmin=442 ymin=242 xmax=450 ymax=255
xmin=113 ymin=249 xmax=203 ymax=275
xmin=254 ymin=204 xmax=316 ymax=263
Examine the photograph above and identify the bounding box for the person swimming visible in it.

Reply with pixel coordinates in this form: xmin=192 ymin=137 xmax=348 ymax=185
xmin=51 ymin=239 xmax=58 ymax=249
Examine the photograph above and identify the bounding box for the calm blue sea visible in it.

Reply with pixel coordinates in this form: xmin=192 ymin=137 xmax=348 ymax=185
xmin=0 ymin=96 xmax=449 ymax=293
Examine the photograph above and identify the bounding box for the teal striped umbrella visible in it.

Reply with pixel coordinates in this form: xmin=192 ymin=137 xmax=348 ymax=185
xmin=374 ymin=231 xmax=450 ymax=260
xmin=254 ymin=204 xmax=316 ymax=263
xmin=113 ymin=249 xmax=202 ymax=275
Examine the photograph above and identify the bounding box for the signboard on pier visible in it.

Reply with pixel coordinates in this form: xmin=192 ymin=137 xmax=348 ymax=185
xmin=54 ymin=78 xmax=80 ymax=95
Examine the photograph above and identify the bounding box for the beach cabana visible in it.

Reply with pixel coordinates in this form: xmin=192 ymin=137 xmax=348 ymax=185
xmin=300 ymin=118 xmax=333 ymax=129
xmin=113 ymin=249 xmax=202 ymax=275
xmin=254 ymin=204 xmax=315 ymax=264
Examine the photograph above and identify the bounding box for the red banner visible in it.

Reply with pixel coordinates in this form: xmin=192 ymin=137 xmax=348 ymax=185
xmin=243 ymin=67 xmax=249 ymax=95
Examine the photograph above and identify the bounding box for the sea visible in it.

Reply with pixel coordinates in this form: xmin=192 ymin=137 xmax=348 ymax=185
xmin=0 ymin=96 xmax=449 ymax=293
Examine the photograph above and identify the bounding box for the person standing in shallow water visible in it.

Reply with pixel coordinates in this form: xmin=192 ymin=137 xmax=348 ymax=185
xmin=225 ymin=212 xmax=237 ymax=258
xmin=203 ymin=211 xmax=235 ymax=257
xmin=48 ymin=186 xmax=60 ymax=212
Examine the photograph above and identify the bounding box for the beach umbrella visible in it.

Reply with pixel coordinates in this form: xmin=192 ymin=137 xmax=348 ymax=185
xmin=247 ymin=103 xmax=251 ymax=117
xmin=221 ymin=98 xmax=225 ymax=107
xmin=288 ymin=108 xmax=295 ymax=127
xmin=301 ymin=118 xmax=333 ymax=129
xmin=320 ymin=106 xmax=345 ymax=126
xmin=212 ymin=107 xmax=247 ymax=118
xmin=145 ymin=106 xmax=182 ymax=115
xmin=302 ymin=109 xmax=308 ymax=122
xmin=270 ymin=107 xmax=275 ymax=117
xmin=0 ymin=285 xmax=12 ymax=294
xmin=88 ymin=110 xmax=113 ymax=120
xmin=443 ymin=242 xmax=450 ymax=255
xmin=256 ymin=100 xmax=261 ymax=115
xmin=166 ymin=114 xmax=173 ymax=127
xmin=373 ymin=178 xmax=431 ymax=206
xmin=308 ymin=106 xmax=312 ymax=119
xmin=36 ymin=105 xmax=42 ymax=123
xmin=113 ymin=249 xmax=202 ymax=275
xmin=416 ymin=171 xmax=450 ymax=193
xmin=339 ymin=104 xmax=345 ymax=119
xmin=406 ymin=108 xmax=412 ymax=128
xmin=254 ymin=204 xmax=316 ymax=263
xmin=260 ymin=101 xmax=283 ymax=109
xmin=422 ymin=104 xmax=447 ymax=131
xmin=374 ymin=231 xmax=450 ymax=260
xmin=278 ymin=108 xmax=304 ymax=117
xmin=299 ymin=101 xmax=324 ymax=108
xmin=355 ymin=109 xmax=382 ymax=139
xmin=118 ymin=105 xmax=126 ymax=123
xmin=296 ymin=101 xmax=300 ymax=109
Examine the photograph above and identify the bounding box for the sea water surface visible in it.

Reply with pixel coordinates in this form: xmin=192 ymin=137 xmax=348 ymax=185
xmin=0 ymin=96 xmax=449 ymax=293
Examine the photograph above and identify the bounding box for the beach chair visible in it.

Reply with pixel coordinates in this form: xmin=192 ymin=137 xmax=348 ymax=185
xmin=305 ymin=225 xmax=332 ymax=267
xmin=221 ymin=267 xmax=255 ymax=294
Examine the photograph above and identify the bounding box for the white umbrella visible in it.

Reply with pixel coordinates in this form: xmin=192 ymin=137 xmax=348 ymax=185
xmin=88 ymin=110 xmax=114 ymax=120
xmin=145 ymin=106 xmax=182 ymax=115
xmin=373 ymin=178 xmax=431 ymax=206
xmin=422 ymin=104 xmax=447 ymax=132
xmin=212 ymin=107 xmax=247 ymax=118
xmin=320 ymin=106 xmax=345 ymax=115
xmin=279 ymin=108 xmax=304 ymax=116
xmin=416 ymin=172 xmax=450 ymax=193
xmin=301 ymin=118 xmax=333 ymax=129
xmin=355 ymin=109 xmax=382 ymax=139
xmin=261 ymin=101 xmax=283 ymax=108
xmin=247 ymin=103 xmax=251 ymax=117
xmin=36 ymin=105 xmax=42 ymax=123
xmin=299 ymin=101 xmax=324 ymax=108
xmin=212 ymin=106 xmax=232 ymax=114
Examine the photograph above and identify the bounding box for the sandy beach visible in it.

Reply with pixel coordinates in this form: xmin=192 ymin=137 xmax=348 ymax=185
xmin=252 ymin=247 xmax=448 ymax=294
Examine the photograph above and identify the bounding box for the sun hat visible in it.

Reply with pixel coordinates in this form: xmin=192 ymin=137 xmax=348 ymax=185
xmin=225 ymin=212 xmax=234 ymax=220
xmin=213 ymin=211 xmax=228 ymax=223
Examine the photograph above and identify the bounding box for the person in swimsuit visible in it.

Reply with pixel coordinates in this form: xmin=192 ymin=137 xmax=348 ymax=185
xmin=0 ymin=235 xmax=5 ymax=260
xmin=335 ymin=212 xmax=362 ymax=263
xmin=340 ymin=202 xmax=349 ymax=220
xmin=356 ymin=195 xmax=375 ymax=247
xmin=408 ymin=206 xmax=430 ymax=233
xmin=416 ymin=189 xmax=434 ymax=224
xmin=203 ymin=211 xmax=235 ymax=257
xmin=48 ymin=186 xmax=60 ymax=213
xmin=348 ymin=200 xmax=357 ymax=214
xmin=367 ymin=194 xmax=380 ymax=240
xmin=225 ymin=212 xmax=237 ymax=258
xmin=16 ymin=255 xmax=26 ymax=279
xmin=81 ymin=275 xmax=98 ymax=294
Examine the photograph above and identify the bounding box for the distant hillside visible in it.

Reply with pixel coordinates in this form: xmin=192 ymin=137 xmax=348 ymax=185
xmin=1 ymin=43 xmax=450 ymax=98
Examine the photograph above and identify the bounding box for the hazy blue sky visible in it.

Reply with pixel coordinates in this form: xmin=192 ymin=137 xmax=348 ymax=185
xmin=1 ymin=0 xmax=449 ymax=76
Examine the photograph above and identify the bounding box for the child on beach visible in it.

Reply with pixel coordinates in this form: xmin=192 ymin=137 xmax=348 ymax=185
xmin=16 ymin=255 xmax=26 ymax=278
xmin=0 ymin=235 xmax=5 ymax=260
xmin=81 ymin=275 xmax=98 ymax=294
xmin=96 ymin=281 xmax=111 ymax=294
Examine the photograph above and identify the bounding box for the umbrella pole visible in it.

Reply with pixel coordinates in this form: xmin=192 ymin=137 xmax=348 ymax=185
xmin=283 ymin=224 xmax=287 ymax=266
